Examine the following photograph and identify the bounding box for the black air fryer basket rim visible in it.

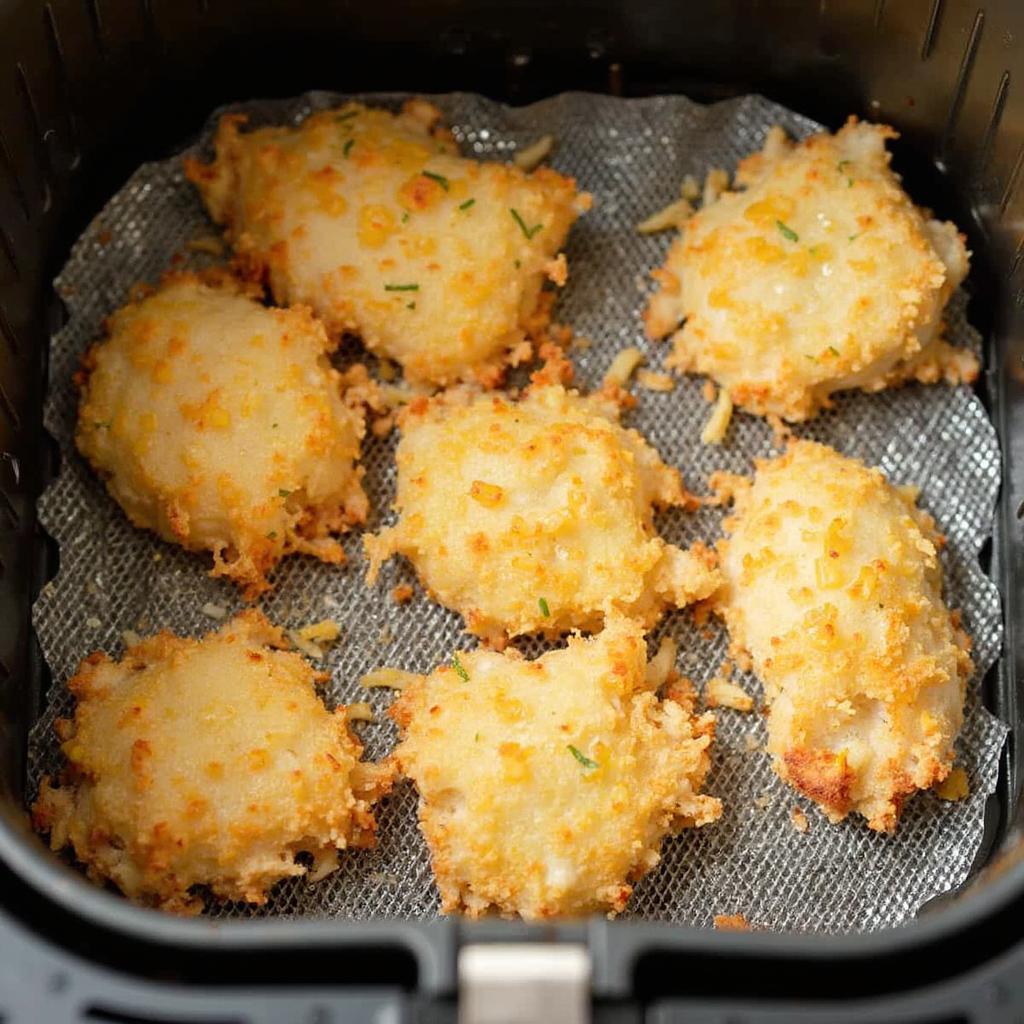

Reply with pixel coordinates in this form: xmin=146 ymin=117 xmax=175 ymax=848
xmin=0 ymin=0 xmax=1023 ymax=999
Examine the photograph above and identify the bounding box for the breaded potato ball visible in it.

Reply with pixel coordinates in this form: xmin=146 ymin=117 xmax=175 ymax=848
xmin=185 ymin=100 xmax=590 ymax=386
xmin=713 ymin=440 xmax=972 ymax=832
xmin=76 ymin=272 xmax=368 ymax=597
xmin=365 ymin=383 xmax=720 ymax=643
xmin=645 ymin=118 xmax=978 ymax=421
xmin=32 ymin=612 xmax=392 ymax=913
xmin=389 ymin=615 xmax=721 ymax=918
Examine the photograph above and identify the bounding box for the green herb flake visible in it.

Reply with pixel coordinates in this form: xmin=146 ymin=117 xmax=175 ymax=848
xmin=538 ymin=597 xmax=551 ymax=617
xmin=336 ymin=110 xmax=358 ymax=123
xmin=847 ymin=177 xmax=854 ymax=187
xmin=568 ymin=745 xmax=599 ymax=771
xmin=475 ymin=732 xmax=481 ymax=742
xmin=406 ymin=301 xmax=416 ymax=310
xmin=459 ymin=198 xmax=476 ymax=211
xmin=384 ymin=283 xmax=419 ymax=292
xmin=266 ymin=531 xmax=277 ymax=540
xmin=422 ymin=170 xmax=450 ymax=191
xmin=343 ymin=138 xmax=354 ymax=158
xmin=510 ymin=207 xmax=543 ymax=240
xmin=828 ymin=345 xmax=840 ymax=357
xmin=401 ymin=212 xmax=410 ymax=223
xmin=451 ymin=654 xmax=470 ymax=682
xmin=848 ymin=232 xmax=862 ymax=242
xmin=272 ymin=422 xmax=279 ymax=429
xmin=804 ymin=354 xmax=817 ymax=362
xmin=837 ymin=160 xmax=851 ymax=173
xmin=278 ymin=488 xmax=292 ymax=498
xmin=776 ymin=220 xmax=799 ymax=243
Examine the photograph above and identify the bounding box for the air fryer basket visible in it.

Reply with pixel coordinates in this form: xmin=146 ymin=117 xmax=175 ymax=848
xmin=1 ymin=0 xmax=1023 ymax=1019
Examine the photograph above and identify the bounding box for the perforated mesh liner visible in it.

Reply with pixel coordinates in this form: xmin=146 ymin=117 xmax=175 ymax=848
xmin=29 ymin=91 xmax=1007 ymax=931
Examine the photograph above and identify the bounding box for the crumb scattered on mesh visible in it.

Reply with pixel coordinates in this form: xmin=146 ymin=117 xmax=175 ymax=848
xmin=701 ymin=387 xmax=734 ymax=445
xmin=602 ymin=346 xmax=645 ymax=388
xmin=637 ymin=369 xmax=675 ymax=392
xmin=754 ymin=793 xmax=773 ymax=810
xmin=790 ymin=807 xmax=810 ymax=833
xmin=636 ymin=197 xmax=694 ymax=235
xmin=713 ymin=913 xmax=751 ymax=931
xmin=391 ymin=584 xmax=415 ymax=605
xmin=936 ymin=767 xmax=970 ymax=801
xmin=185 ymin=235 xmax=225 ymax=256
xmin=346 ymin=701 xmax=375 ymax=723
xmin=705 ymin=676 xmax=753 ymax=712
xmin=702 ymin=167 xmax=730 ymax=206
xmin=201 ymin=602 xmax=227 ymax=620
xmin=744 ymin=734 xmax=762 ymax=753
xmin=360 ymin=668 xmax=419 ymax=690
xmin=514 ymin=134 xmax=556 ymax=172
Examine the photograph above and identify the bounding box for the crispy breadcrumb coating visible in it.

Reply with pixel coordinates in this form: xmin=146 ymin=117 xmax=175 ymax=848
xmin=185 ymin=100 xmax=590 ymax=386
xmin=31 ymin=612 xmax=392 ymax=913
xmin=645 ymin=118 xmax=977 ymax=421
xmin=389 ymin=615 xmax=721 ymax=918
xmin=75 ymin=272 xmax=368 ymax=598
xmin=713 ymin=440 xmax=972 ymax=831
xmin=365 ymin=383 xmax=720 ymax=643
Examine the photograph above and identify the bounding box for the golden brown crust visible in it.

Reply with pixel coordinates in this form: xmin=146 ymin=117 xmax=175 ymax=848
xmin=388 ymin=615 xmax=721 ymax=919
xmin=645 ymin=118 xmax=977 ymax=422
xmin=185 ymin=100 xmax=590 ymax=386
xmin=364 ymin=383 xmax=720 ymax=641
xmin=32 ymin=611 xmax=393 ymax=913
xmin=713 ymin=440 xmax=972 ymax=831
xmin=75 ymin=272 xmax=368 ymax=597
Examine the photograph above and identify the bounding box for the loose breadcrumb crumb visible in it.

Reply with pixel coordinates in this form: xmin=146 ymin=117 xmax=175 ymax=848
xmin=790 ymin=806 xmax=810 ymax=833
xmin=514 ymin=135 xmax=556 ymax=172
xmin=705 ymin=676 xmax=753 ymax=712
xmin=754 ymin=793 xmax=773 ymax=810
xmin=637 ymin=197 xmax=694 ymax=235
xmin=935 ymin=767 xmax=969 ymax=801
xmin=701 ymin=387 xmax=733 ymax=445
xmin=360 ymin=668 xmax=420 ymax=690
xmin=391 ymin=583 xmax=415 ymax=605
xmin=201 ymin=602 xmax=227 ymax=620
xmin=702 ymin=167 xmax=730 ymax=206
xmin=680 ymin=175 xmax=701 ymax=201
xmin=298 ymin=619 xmax=341 ymax=644
xmin=744 ymin=733 xmax=762 ymax=753
xmin=713 ymin=913 xmax=751 ymax=931
xmin=122 ymin=630 xmax=141 ymax=648
xmin=185 ymin=235 xmax=225 ymax=256
xmin=637 ymin=369 xmax=676 ymax=392
xmin=603 ymin=346 xmax=645 ymax=388
xmin=346 ymin=702 xmax=375 ymax=723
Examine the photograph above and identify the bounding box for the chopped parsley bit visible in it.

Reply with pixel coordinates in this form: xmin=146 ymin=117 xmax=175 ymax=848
xmin=848 ymin=232 xmax=862 ymax=242
xmin=278 ymin=488 xmax=292 ymax=497
xmin=266 ymin=530 xmax=277 ymax=540
xmin=406 ymin=301 xmax=416 ymax=310
xmin=384 ymin=283 xmax=419 ymax=292
xmin=847 ymin=177 xmax=854 ymax=187
xmin=878 ymin=602 xmax=885 ymax=609
xmin=776 ymin=220 xmax=799 ymax=243
xmin=401 ymin=212 xmax=410 ymax=223
xmin=837 ymin=160 xmax=851 ymax=172
xmin=475 ymin=732 xmax=481 ymax=742
xmin=451 ymin=653 xmax=470 ymax=682
xmin=514 ymin=259 xmax=521 ymax=269
xmin=423 ymin=170 xmax=450 ymax=190
xmin=272 ymin=422 xmax=279 ymax=429
xmin=804 ymin=354 xmax=817 ymax=362
xmin=343 ymin=139 xmax=354 ymax=158
xmin=336 ymin=110 xmax=358 ymax=122
xmin=459 ymin=198 xmax=476 ymax=211
xmin=510 ymin=207 xmax=543 ymax=240
xmin=828 ymin=345 xmax=840 ymax=357
xmin=94 ymin=420 xmax=112 ymax=429
xmin=568 ymin=745 xmax=599 ymax=770
xmin=538 ymin=597 xmax=551 ymax=617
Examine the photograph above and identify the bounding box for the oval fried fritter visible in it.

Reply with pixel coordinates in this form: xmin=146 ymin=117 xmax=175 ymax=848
xmin=76 ymin=272 xmax=368 ymax=597
xmin=389 ymin=615 xmax=721 ymax=919
xmin=713 ymin=440 xmax=972 ymax=832
xmin=365 ymin=384 xmax=720 ymax=643
xmin=31 ymin=612 xmax=392 ymax=913
xmin=185 ymin=100 xmax=590 ymax=386
xmin=645 ymin=118 xmax=977 ymax=421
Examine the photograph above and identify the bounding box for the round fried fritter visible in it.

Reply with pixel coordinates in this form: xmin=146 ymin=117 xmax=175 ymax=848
xmin=365 ymin=384 xmax=720 ymax=643
xmin=713 ymin=440 xmax=972 ymax=832
xmin=185 ymin=100 xmax=590 ymax=386
xmin=32 ymin=612 xmax=391 ymax=913
xmin=76 ymin=272 xmax=368 ymax=597
xmin=645 ymin=118 xmax=978 ymax=421
xmin=389 ymin=615 xmax=721 ymax=919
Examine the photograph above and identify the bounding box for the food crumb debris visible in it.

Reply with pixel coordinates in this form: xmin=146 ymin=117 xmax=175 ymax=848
xmin=936 ymin=767 xmax=970 ymax=801
xmin=602 ymin=346 xmax=645 ymax=388
xmin=200 ymin=602 xmax=227 ymax=620
xmin=186 ymin=235 xmax=225 ymax=256
xmin=359 ymin=667 xmax=420 ymax=690
xmin=85 ymin=617 xmax=101 ymax=630
xmin=790 ymin=806 xmax=810 ymax=833
xmin=122 ymin=629 xmax=142 ymax=648
xmin=391 ymin=583 xmax=415 ymax=605
xmin=701 ymin=387 xmax=733 ymax=445
xmin=513 ymin=134 xmax=556 ymax=172
xmin=705 ymin=676 xmax=753 ymax=712
xmin=754 ymin=793 xmax=773 ymax=810
xmin=636 ymin=369 xmax=675 ymax=392
xmin=703 ymin=167 xmax=730 ymax=206
xmin=346 ymin=701 xmax=375 ymax=723
xmin=636 ymin=196 xmax=694 ymax=234
xmin=713 ymin=913 xmax=751 ymax=931
xmin=152 ymin=552 xmax=162 ymax=562
xmin=378 ymin=625 xmax=395 ymax=645
xmin=298 ymin=619 xmax=341 ymax=644
xmin=743 ymin=733 xmax=761 ymax=753
xmin=680 ymin=174 xmax=701 ymax=201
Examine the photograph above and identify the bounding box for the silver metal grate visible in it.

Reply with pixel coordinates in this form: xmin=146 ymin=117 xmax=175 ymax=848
xmin=28 ymin=91 xmax=1008 ymax=931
